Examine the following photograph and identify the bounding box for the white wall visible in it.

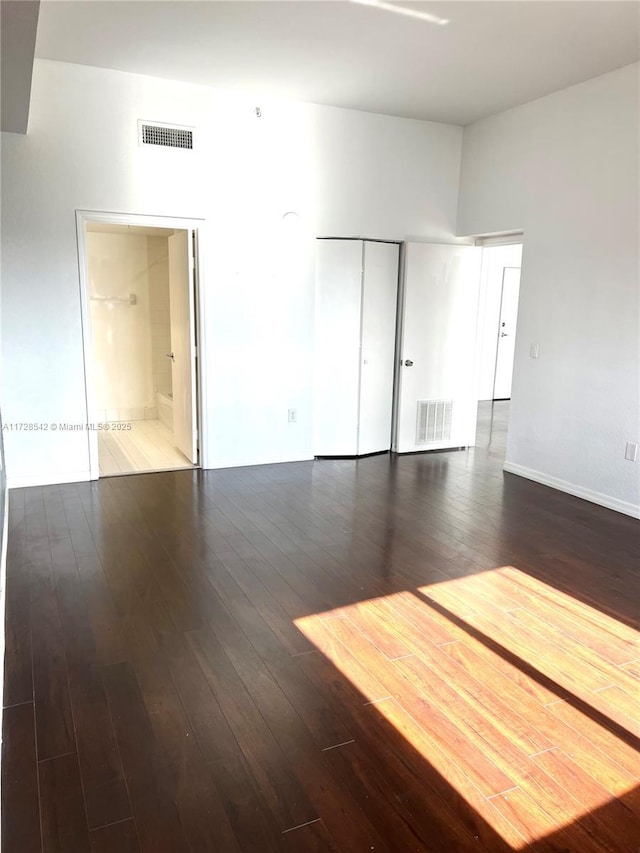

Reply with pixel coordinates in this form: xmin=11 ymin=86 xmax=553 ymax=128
xmin=476 ymin=243 xmax=522 ymax=400
xmin=0 ymin=59 xmax=463 ymax=485
xmin=88 ymin=231 xmax=155 ymax=420
xmin=458 ymin=64 xmax=640 ymax=516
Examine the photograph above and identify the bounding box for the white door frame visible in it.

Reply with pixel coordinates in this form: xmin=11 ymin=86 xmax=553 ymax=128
xmin=75 ymin=210 xmax=208 ymax=479
xmin=492 ymin=265 xmax=521 ymax=400
xmin=390 ymin=243 xmax=407 ymax=452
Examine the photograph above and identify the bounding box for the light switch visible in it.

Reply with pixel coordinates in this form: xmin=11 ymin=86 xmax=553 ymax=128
xmin=625 ymin=442 xmax=638 ymax=462
xmin=530 ymin=343 xmax=539 ymax=359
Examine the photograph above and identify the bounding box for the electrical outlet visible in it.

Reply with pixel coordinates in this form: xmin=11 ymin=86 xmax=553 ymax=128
xmin=530 ymin=343 xmax=539 ymax=359
xmin=287 ymin=408 xmax=297 ymax=423
xmin=625 ymin=442 xmax=638 ymax=462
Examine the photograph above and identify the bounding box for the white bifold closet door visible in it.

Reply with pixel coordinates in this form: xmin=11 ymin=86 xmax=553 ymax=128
xmin=394 ymin=242 xmax=482 ymax=454
xmin=314 ymin=239 xmax=399 ymax=456
xmin=358 ymin=241 xmax=399 ymax=454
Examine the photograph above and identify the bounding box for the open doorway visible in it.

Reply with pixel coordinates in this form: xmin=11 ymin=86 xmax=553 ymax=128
xmin=474 ymin=240 xmax=523 ymax=450
xmin=77 ymin=213 xmax=202 ymax=478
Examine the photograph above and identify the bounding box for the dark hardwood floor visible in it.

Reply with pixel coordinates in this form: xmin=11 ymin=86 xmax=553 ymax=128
xmin=3 ymin=402 xmax=639 ymax=852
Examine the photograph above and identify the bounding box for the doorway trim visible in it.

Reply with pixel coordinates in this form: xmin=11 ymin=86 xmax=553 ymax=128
xmin=491 ymin=265 xmax=521 ymax=401
xmin=75 ymin=209 xmax=208 ymax=479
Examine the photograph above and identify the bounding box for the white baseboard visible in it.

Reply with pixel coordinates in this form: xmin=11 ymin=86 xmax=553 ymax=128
xmin=503 ymin=461 xmax=640 ymax=519
xmin=207 ymin=454 xmax=315 ymax=470
xmin=7 ymin=457 xmax=316 ymax=486
xmin=7 ymin=470 xmax=92 ymax=489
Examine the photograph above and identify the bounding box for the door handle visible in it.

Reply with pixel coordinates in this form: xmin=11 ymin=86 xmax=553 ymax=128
xmin=403 ymin=359 xmax=414 ymax=367
xmin=166 ymin=352 xmax=175 ymax=361
xmin=500 ymin=333 xmax=509 ymax=337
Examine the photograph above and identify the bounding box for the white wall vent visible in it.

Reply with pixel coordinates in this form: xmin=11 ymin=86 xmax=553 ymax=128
xmin=138 ymin=120 xmax=194 ymax=149
xmin=416 ymin=400 xmax=453 ymax=444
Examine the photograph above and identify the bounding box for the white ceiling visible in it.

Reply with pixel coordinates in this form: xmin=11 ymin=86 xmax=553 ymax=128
xmin=35 ymin=0 xmax=640 ymax=125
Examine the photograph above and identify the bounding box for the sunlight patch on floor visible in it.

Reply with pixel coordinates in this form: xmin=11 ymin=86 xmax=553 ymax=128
xmin=295 ymin=566 xmax=640 ymax=848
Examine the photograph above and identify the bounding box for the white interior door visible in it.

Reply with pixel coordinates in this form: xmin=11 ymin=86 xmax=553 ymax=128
xmin=358 ymin=241 xmax=399 ymax=455
xmin=493 ymin=266 xmax=521 ymax=399
xmin=314 ymin=239 xmax=363 ymax=456
xmin=168 ymin=230 xmax=198 ymax=463
xmin=395 ymin=243 xmax=482 ymax=453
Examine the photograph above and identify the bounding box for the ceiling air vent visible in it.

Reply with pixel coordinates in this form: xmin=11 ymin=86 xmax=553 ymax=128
xmin=416 ymin=400 xmax=453 ymax=445
xmin=138 ymin=120 xmax=194 ymax=150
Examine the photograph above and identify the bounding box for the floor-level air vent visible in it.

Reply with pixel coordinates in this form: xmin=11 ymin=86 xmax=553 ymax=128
xmin=138 ymin=121 xmax=193 ymax=149
xmin=416 ymin=400 xmax=453 ymax=444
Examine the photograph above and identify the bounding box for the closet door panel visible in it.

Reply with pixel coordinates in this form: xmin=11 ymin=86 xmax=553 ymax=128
xmin=314 ymin=240 xmax=363 ymax=455
xmin=395 ymin=243 xmax=482 ymax=453
xmin=358 ymin=241 xmax=399 ymax=455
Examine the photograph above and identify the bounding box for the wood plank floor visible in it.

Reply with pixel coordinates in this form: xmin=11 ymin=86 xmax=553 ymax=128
xmin=3 ymin=402 xmax=639 ymax=852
